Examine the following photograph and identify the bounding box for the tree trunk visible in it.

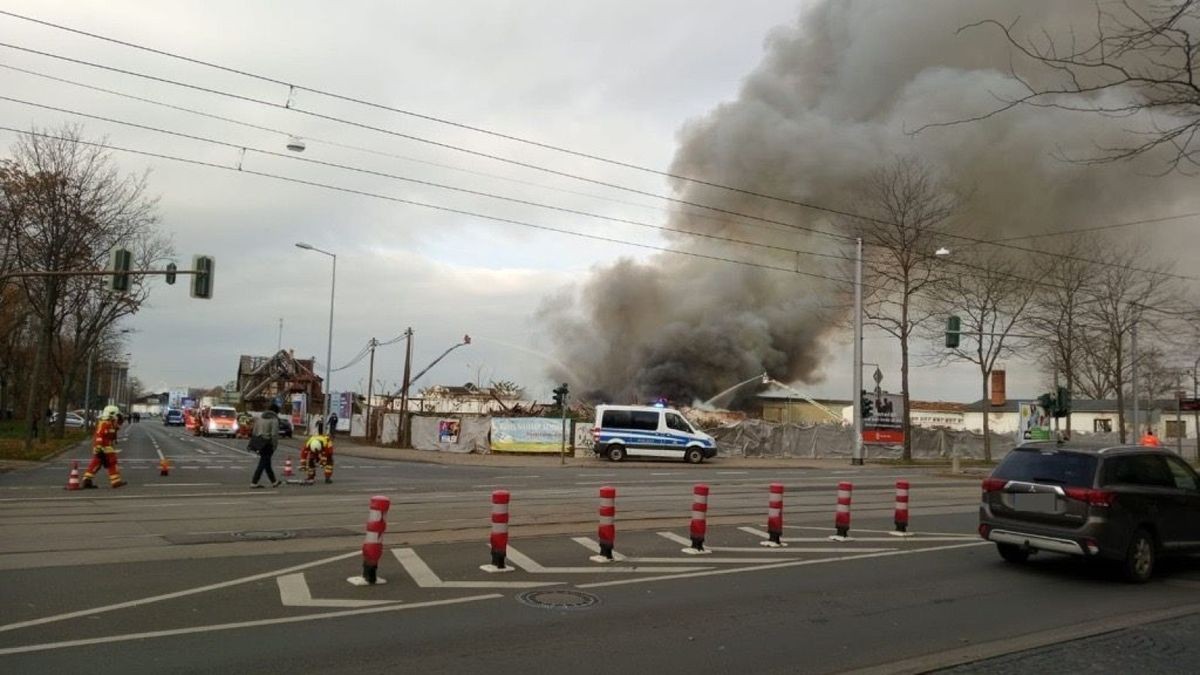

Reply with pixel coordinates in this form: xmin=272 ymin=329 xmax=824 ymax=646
xmin=22 ymin=281 xmax=58 ymax=448
xmin=902 ymin=326 xmax=907 ymax=461
xmin=981 ymin=370 xmax=992 ymax=462
xmin=1115 ymin=344 xmax=1127 ymax=444
xmin=1066 ymin=372 xmax=1074 ymax=438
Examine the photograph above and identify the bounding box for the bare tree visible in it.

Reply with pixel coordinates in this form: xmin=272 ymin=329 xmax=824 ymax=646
xmin=1082 ymin=242 xmax=1176 ymax=442
xmin=1027 ymin=235 xmax=1101 ymax=436
xmin=929 ymin=249 xmax=1043 ymax=461
xmin=0 ymin=126 xmax=159 ymax=447
xmin=845 ymin=157 xmax=960 ymax=460
xmin=938 ymin=1 xmax=1200 ymax=171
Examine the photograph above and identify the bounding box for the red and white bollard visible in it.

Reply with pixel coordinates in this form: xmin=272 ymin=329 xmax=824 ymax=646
xmin=590 ymin=486 xmax=617 ymax=563
xmin=830 ymin=481 xmax=853 ymax=541
xmin=761 ymin=483 xmax=787 ymax=548
xmin=683 ymin=484 xmax=712 ymax=555
xmin=481 ymin=489 xmax=513 ymax=573
xmin=891 ymin=480 xmax=913 ymax=537
xmin=348 ymin=495 xmax=390 ymax=586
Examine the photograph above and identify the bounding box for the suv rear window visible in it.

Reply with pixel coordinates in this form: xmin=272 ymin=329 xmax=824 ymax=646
xmin=991 ymin=448 xmax=1098 ymax=487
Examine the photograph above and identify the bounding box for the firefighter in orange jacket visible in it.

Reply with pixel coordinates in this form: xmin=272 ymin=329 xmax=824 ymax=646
xmin=300 ymin=433 xmax=335 ymax=484
xmin=1141 ymin=429 xmax=1162 ymax=447
xmin=82 ymin=405 xmax=126 ymax=489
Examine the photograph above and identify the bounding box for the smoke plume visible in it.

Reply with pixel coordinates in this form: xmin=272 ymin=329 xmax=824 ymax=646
xmin=540 ymin=0 xmax=1197 ymax=405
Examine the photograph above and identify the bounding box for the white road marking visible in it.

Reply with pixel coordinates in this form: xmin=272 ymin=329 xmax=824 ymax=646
xmin=716 ymin=471 xmax=749 ymax=475
xmin=738 ymin=526 xmax=971 ymax=543
xmin=577 ymin=541 xmax=990 ymax=589
xmin=391 ymin=548 xmax=557 ymax=588
xmin=504 ymin=546 xmax=709 ymax=574
xmin=571 ymin=537 xmax=801 ymax=564
xmin=654 ymin=531 xmax=889 ymax=553
xmin=0 ymin=594 xmax=501 ymax=656
xmin=0 ymin=550 xmax=361 ymax=634
xmin=141 ymin=483 xmax=222 ymax=487
xmin=276 ymin=573 xmax=395 ymax=607
xmin=782 ymin=525 xmax=976 ymax=538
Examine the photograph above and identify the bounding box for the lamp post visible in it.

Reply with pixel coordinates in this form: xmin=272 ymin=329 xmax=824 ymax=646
xmin=852 ymin=237 xmax=864 ymax=465
xmin=295 ymin=242 xmax=336 ymax=423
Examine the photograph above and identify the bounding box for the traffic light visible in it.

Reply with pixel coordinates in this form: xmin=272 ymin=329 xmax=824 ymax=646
xmin=108 ymin=248 xmax=133 ymax=293
xmin=552 ymin=383 xmax=569 ymax=408
xmin=945 ymin=315 xmax=961 ymax=349
xmin=164 ymin=262 xmax=177 ymax=285
xmin=860 ymin=392 xmax=873 ymax=418
xmin=1054 ymin=386 xmax=1071 ymax=418
xmin=1037 ymin=392 xmax=1055 ymax=412
xmin=190 ymin=255 xmax=214 ymax=299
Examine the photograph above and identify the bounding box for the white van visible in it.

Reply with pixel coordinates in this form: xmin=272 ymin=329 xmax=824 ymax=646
xmin=591 ymin=404 xmax=717 ymax=464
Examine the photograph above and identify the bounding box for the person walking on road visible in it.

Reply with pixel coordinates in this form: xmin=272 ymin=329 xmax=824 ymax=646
xmin=250 ymin=403 xmax=282 ymax=488
xmin=81 ymin=405 xmax=125 ymax=489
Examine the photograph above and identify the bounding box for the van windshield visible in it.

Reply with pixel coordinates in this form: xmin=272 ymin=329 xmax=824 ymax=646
xmin=666 ymin=413 xmax=694 ymax=433
xmin=211 ymin=409 xmax=236 ymax=419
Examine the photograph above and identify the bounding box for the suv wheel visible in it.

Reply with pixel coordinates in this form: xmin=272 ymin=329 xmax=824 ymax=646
xmin=996 ymin=543 xmax=1030 ymax=564
xmin=606 ymin=445 xmax=626 ymax=462
xmin=685 ymin=448 xmax=704 ymax=464
xmin=1123 ymin=528 xmax=1156 ymax=583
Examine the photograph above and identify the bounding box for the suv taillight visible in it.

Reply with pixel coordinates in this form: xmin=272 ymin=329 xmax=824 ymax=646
xmin=1064 ymin=487 xmax=1116 ymax=507
xmin=981 ymin=478 xmax=1006 ymax=493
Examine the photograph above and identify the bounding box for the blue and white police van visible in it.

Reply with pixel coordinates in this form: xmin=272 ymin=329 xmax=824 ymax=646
xmin=591 ymin=404 xmax=718 ymax=464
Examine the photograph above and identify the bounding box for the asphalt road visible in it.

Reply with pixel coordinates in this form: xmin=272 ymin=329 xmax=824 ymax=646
xmin=3 ymin=424 xmax=1200 ymax=674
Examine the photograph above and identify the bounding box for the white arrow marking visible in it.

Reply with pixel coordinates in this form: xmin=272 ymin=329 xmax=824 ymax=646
xmin=276 ymin=573 xmax=396 ymax=608
xmin=738 ymin=526 xmax=967 ymax=543
xmin=656 ymin=531 xmax=893 ymax=553
xmin=390 ymin=549 xmax=558 ymax=588
xmin=571 ymin=537 xmax=800 ymax=564
xmin=504 ymin=546 xmax=708 ymax=574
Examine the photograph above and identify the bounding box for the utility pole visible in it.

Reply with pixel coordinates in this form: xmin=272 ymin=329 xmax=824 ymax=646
xmin=1132 ymin=320 xmax=1140 ymax=439
xmin=852 ymin=237 xmax=864 ymax=466
xmin=366 ymin=338 xmax=377 ymax=442
xmin=398 ymin=327 xmax=414 ymax=447
xmin=83 ymin=349 xmax=94 ymax=429
xmin=277 ymin=318 xmax=283 ymax=352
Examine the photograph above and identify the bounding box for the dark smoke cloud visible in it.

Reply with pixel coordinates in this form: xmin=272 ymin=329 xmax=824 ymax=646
xmin=540 ymin=0 xmax=1199 ymax=405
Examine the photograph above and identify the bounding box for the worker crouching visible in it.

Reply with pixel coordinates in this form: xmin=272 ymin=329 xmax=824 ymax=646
xmin=82 ymin=405 xmax=126 ymax=489
xmin=300 ymin=433 xmax=335 ymax=484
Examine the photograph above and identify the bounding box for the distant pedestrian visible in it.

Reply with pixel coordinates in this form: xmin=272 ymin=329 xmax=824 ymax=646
xmin=1140 ymin=429 xmax=1162 ymax=447
xmin=250 ymin=403 xmax=282 ymax=488
xmin=328 ymin=412 xmax=339 ymax=436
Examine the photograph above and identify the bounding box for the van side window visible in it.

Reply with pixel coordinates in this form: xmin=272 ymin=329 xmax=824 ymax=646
xmin=601 ymin=410 xmax=632 ymax=429
xmin=629 ymin=411 xmax=660 ymax=431
xmin=666 ymin=413 xmax=692 ymax=433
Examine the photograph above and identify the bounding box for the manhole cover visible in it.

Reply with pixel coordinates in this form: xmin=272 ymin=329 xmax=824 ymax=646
xmin=232 ymin=530 xmax=295 ymax=541
xmin=517 ymin=590 xmax=600 ymax=611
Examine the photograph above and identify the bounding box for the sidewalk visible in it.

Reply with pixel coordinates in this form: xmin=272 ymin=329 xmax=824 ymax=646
xmin=322 ymin=435 xmax=961 ymax=470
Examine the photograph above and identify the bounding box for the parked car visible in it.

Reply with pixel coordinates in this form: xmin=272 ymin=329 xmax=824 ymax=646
xmin=978 ymin=441 xmax=1200 ymax=582
xmin=163 ymin=409 xmax=185 ymax=426
xmin=278 ymin=416 xmax=293 ymax=438
xmin=50 ymin=412 xmax=85 ymax=428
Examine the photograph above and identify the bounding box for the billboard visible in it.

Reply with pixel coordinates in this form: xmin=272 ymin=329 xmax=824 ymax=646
xmin=862 ymin=391 xmax=904 ymax=444
xmin=491 ymin=417 xmax=566 ymax=453
xmin=167 ymin=388 xmax=189 ymax=409
xmin=1017 ymin=401 xmax=1052 ymax=441
xmin=291 ymin=393 xmax=307 ymax=427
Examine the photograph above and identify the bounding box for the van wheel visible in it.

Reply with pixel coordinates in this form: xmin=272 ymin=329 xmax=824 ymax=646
xmin=996 ymin=543 xmax=1030 ymax=564
xmin=606 ymin=445 xmax=626 ymax=462
xmin=1123 ymin=528 xmax=1156 ymax=583
xmin=685 ymin=448 xmax=704 ymax=464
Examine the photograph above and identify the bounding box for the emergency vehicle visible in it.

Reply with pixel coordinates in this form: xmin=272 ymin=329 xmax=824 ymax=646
xmin=194 ymin=405 xmax=240 ymax=437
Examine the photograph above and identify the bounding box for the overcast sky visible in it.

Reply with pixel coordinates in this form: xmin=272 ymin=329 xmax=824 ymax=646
xmin=2 ymin=1 xmax=1193 ymax=406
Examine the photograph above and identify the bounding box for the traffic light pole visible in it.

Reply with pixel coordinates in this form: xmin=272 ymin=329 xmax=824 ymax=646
xmin=852 ymin=238 xmax=864 ymax=466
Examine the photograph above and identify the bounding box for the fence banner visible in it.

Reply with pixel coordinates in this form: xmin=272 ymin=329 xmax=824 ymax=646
xmin=491 ymin=417 xmax=566 ymax=453
xmin=1017 ymin=401 xmax=1052 ymax=441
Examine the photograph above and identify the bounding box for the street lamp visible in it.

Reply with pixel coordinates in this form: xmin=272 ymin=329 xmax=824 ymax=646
xmin=934 ymin=247 xmax=951 ymax=256
xmin=295 ymin=242 xmax=337 ymax=424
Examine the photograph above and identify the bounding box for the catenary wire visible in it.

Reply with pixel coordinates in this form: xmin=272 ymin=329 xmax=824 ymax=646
xmin=0 ymin=14 xmax=1195 ymax=281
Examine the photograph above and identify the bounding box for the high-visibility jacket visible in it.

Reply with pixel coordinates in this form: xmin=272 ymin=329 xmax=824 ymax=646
xmin=93 ymin=419 xmax=118 ymax=450
xmin=1141 ymin=433 xmax=1162 ymax=447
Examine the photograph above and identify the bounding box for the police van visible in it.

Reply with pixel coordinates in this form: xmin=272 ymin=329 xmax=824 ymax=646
xmin=591 ymin=404 xmax=718 ymax=464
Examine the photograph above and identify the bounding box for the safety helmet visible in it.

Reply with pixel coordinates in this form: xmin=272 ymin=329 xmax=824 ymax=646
xmin=101 ymin=405 xmax=121 ymax=420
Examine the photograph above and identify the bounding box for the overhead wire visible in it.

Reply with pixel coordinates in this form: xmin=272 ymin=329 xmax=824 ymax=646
xmin=0 ymin=12 xmax=1196 ymax=282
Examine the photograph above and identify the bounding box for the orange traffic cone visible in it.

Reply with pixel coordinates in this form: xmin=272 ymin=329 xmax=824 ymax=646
xmin=66 ymin=461 xmax=81 ymax=491
xmin=283 ymin=457 xmax=293 ymax=478
xmin=159 ymin=458 xmax=170 ymax=476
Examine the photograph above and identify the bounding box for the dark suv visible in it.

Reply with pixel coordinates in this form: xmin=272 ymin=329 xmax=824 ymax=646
xmin=979 ymin=441 xmax=1200 ymax=582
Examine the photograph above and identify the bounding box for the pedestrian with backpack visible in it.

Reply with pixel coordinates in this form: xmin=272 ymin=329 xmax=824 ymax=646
xmin=250 ymin=403 xmax=282 ymax=488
